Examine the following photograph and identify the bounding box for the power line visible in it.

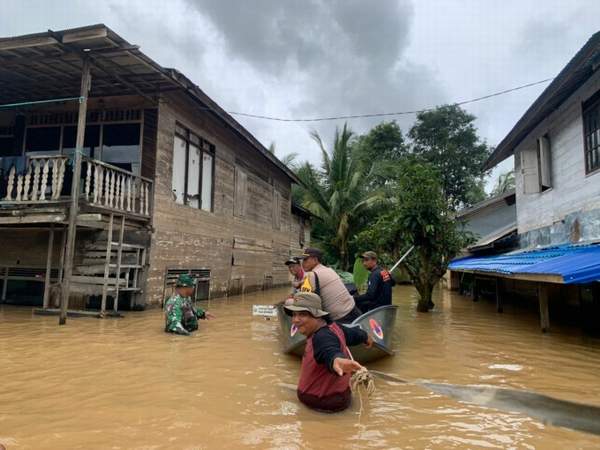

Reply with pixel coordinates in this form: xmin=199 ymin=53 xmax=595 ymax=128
xmin=226 ymin=77 xmax=555 ymax=122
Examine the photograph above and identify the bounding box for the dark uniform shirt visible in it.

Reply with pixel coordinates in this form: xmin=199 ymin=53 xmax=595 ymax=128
xmin=354 ymin=266 xmax=395 ymax=313
xmin=312 ymin=324 xmax=368 ymax=372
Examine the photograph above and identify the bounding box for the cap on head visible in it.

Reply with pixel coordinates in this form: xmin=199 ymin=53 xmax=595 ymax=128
xmin=176 ymin=273 xmax=196 ymax=288
xmin=284 ymin=257 xmax=301 ymax=266
xmin=300 ymin=247 xmax=323 ymax=260
xmin=361 ymin=251 xmax=378 ymax=260
xmin=284 ymin=291 xmax=328 ymax=318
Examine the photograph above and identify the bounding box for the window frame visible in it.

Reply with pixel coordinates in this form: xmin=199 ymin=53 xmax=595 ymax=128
xmin=21 ymin=111 xmax=144 ymax=175
xmin=583 ymin=92 xmax=600 ymax=175
xmin=173 ymin=123 xmax=215 ymax=212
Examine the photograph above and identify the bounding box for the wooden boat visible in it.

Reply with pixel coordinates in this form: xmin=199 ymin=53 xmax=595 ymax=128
xmin=276 ymin=304 xmax=398 ymax=364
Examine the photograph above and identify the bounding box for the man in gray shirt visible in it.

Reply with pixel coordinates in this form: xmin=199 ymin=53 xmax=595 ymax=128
xmin=298 ymin=247 xmax=362 ymax=323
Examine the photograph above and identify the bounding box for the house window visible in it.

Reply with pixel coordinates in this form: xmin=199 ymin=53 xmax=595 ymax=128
xmin=583 ymin=95 xmax=600 ymax=174
xmin=24 ymin=126 xmax=61 ymax=154
xmin=273 ymin=189 xmax=281 ymax=230
xmin=234 ymin=166 xmax=247 ymax=217
xmin=537 ymin=135 xmax=551 ymax=191
xmin=521 ymin=134 xmax=552 ymax=194
xmin=101 ymin=123 xmax=141 ymax=174
xmin=22 ymin=111 xmax=143 ymax=174
xmin=171 ymin=124 xmax=215 ymax=212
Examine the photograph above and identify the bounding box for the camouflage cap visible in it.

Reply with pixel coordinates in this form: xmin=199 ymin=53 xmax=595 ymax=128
xmin=176 ymin=273 xmax=196 ymax=287
xmin=361 ymin=251 xmax=378 ymax=260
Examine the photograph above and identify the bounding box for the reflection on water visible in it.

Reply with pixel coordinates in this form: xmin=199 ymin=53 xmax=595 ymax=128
xmin=1 ymin=285 xmax=600 ymax=449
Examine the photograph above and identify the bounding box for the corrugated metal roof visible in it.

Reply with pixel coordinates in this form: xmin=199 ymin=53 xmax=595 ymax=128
xmin=449 ymin=243 xmax=600 ymax=284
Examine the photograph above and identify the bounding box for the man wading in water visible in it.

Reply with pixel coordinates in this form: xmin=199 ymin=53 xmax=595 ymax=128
xmin=285 ymin=292 xmax=373 ymax=412
xmin=164 ymin=274 xmax=215 ymax=335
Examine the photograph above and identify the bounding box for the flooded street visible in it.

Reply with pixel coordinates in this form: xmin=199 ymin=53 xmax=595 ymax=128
xmin=2 ymin=285 xmax=600 ymax=449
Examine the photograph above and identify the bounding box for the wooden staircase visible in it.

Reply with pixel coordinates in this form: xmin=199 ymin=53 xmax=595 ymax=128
xmin=70 ymin=213 xmax=148 ymax=315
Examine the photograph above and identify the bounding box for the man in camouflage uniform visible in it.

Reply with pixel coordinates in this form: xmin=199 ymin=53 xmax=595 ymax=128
xmin=164 ymin=274 xmax=215 ymax=335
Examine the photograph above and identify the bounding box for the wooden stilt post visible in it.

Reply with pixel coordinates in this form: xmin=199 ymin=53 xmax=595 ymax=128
xmin=539 ymin=283 xmax=550 ymax=333
xmin=473 ymin=277 xmax=479 ymax=302
xmin=1 ymin=267 xmax=8 ymax=301
xmin=101 ymin=213 xmax=114 ymax=317
xmin=113 ymin=215 xmax=125 ymax=313
xmin=42 ymin=225 xmax=55 ymax=309
xmin=59 ymin=56 xmax=91 ymax=325
xmin=495 ymin=278 xmax=503 ymax=313
xmin=58 ymin=227 xmax=67 ymax=281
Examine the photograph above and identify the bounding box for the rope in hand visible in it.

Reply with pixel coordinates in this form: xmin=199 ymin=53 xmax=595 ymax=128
xmin=347 ymin=347 xmax=376 ymax=420
xmin=350 ymin=366 xmax=376 ymax=396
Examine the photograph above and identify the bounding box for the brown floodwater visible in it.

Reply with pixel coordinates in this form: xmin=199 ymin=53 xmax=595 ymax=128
xmin=1 ymin=285 xmax=600 ymax=449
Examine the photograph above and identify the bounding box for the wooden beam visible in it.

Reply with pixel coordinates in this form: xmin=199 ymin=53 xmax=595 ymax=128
xmin=42 ymin=225 xmax=55 ymax=309
xmin=61 ymin=27 xmax=108 ymax=44
xmin=59 ymin=56 xmax=91 ymax=326
xmin=100 ymin=213 xmax=114 ymax=317
xmin=1 ymin=267 xmax=8 ymax=301
xmin=496 ymin=278 xmax=503 ymax=313
xmin=0 ymin=214 xmax=65 ymax=224
xmin=539 ymin=283 xmax=550 ymax=333
xmin=451 ymin=269 xmax=565 ymax=284
xmin=0 ymin=35 xmax=59 ymax=51
xmin=114 ymin=215 xmax=126 ymax=313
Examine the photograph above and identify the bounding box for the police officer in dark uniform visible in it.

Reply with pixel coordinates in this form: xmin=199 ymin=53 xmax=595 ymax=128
xmin=354 ymin=251 xmax=395 ymax=313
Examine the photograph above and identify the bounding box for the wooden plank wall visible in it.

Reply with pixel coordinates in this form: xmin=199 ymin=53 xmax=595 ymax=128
xmin=145 ymin=95 xmax=309 ymax=305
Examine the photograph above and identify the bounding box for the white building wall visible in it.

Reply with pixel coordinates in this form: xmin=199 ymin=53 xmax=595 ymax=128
xmin=514 ymin=69 xmax=600 ymax=244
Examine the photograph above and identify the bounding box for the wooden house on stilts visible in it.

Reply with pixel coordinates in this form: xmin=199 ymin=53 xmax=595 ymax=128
xmin=0 ymin=25 xmax=310 ymax=322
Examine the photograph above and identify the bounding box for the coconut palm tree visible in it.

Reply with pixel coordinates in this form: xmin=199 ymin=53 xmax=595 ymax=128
xmin=296 ymin=123 xmax=381 ymax=270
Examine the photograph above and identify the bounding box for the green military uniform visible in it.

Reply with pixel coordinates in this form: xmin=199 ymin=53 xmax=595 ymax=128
xmin=164 ymin=274 xmax=206 ymax=335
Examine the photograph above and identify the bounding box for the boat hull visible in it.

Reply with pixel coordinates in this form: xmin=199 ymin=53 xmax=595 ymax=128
xmin=277 ymin=304 xmax=398 ymax=364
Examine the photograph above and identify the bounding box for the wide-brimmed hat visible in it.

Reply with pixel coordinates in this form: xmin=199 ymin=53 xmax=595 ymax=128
xmin=284 ymin=292 xmax=328 ymax=318
xmin=175 ymin=273 xmax=196 ymax=287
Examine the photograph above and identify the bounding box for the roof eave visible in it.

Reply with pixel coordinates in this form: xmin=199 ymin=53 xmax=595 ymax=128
xmin=483 ymin=31 xmax=600 ymax=170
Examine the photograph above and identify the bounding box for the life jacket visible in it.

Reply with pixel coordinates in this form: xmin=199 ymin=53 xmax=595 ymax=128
xmin=297 ymin=323 xmax=351 ymax=412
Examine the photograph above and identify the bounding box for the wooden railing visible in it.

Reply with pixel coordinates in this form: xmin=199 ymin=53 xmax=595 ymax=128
xmin=82 ymin=157 xmax=152 ymax=217
xmin=1 ymin=155 xmax=152 ymax=217
xmin=3 ymin=155 xmax=69 ymax=202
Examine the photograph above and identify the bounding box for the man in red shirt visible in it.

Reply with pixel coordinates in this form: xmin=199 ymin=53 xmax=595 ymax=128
xmin=285 ymin=292 xmax=372 ymax=412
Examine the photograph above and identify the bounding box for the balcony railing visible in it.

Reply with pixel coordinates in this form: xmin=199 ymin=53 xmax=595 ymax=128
xmin=1 ymin=155 xmax=152 ymax=218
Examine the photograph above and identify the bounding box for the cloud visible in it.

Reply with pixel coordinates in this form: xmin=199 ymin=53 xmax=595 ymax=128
xmin=183 ymin=0 xmax=445 ymax=156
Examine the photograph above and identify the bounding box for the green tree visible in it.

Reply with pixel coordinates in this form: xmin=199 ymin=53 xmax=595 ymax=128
xmin=353 ymin=121 xmax=408 ymax=188
xmin=357 ymin=159 xmax=473 ymax=312
xmin=409 ymin=104 xmax=491 ymax=210
xmin=490 ymin=170 xmax=515 ymax=196
xmin=295 ymin=123 xmax=381 ymax=270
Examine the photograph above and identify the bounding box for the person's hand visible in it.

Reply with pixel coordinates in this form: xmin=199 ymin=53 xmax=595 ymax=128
xmin=332 ymin=357 xmax=364 ymax=376
xmin=365 ymin=335 xmax=374 ymax=349
xmin=204 ymin=312 xmax=216 ymax=320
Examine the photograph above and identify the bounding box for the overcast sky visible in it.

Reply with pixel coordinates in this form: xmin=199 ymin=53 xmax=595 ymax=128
xmin=3 ymin=0 xmax=600 ymax=189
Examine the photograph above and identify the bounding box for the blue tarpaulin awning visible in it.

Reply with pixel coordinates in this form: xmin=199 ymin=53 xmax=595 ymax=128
xmin=448 ymin=243 xmax=600 ymax=284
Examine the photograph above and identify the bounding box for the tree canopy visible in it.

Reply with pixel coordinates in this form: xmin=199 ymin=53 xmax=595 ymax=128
xmin=409 ymin=104 xmax=491 ymax=210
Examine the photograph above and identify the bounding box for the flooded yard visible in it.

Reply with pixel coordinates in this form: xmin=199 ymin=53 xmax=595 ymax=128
xmin=1 ymin=285 xmax=600 ymax=449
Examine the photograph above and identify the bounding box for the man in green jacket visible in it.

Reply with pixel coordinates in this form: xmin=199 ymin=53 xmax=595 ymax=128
xmin=164 ymin=274 xmax=215 ymax=335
